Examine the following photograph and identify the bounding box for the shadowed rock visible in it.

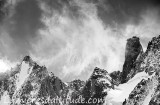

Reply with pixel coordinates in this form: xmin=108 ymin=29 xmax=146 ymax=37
xmin=123 ymin=35 xmax=160 ymax=105
xmin=109 ymin=71 xmax=121 ymax=85
xmin=121 ymin=36 xmax=143 ymax=83
xmin=79 ymin=67 xmax=113 ymax=105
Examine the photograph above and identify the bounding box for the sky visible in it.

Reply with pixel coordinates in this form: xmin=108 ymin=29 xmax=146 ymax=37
xmin=0 ymin=0 xmax=160 ymax=82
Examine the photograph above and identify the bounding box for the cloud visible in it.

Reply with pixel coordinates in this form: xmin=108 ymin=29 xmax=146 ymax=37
xmin=123 ymin=8 xmax=160 ymax=50
xmin=0 ymin=0 xmax=23 ymax=23
xmin=30 ymin=0 xmax=160 ymax=82
xmin=0 ymin=0 xmax=43 ymax=61
xmin=0 ymin=60 xmax=10 ymax=72
xmin=30 ymin=0 xmax=126 ymax=81
xmin=0 ymin=57 xmax=17 ymax=73
xmin=94 ymin=0 xmax=160 ymax=28
xmin=0 ymin=0 xmax=160 ymax=81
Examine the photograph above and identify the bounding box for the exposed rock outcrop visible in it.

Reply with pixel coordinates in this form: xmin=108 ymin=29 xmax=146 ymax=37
xmin=0 ymin=57 xmax=114 ymax=105
xmin=2 ymin=35 xmax=160 ymax=105
xmin=80 ymin=67 xmax=113 ymax=105
xmin=109 ymin=71 xmax=121 ymax=85
xmin=124 ymin=35 xmax=160 ymax=105
xmin=121 ymin=36 xmax=143 ymax=83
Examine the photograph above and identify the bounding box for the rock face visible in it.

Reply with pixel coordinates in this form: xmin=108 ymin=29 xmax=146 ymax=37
xmin=0 ymin=57 xmax=113 ymax=105
xmin=109 ymin=71 xmax=121 ymax=85
xmin=121 ymin=36 xmax=143 ymax=83
xmin=2 ymin=35 xmax=160 ymax=105
xmin=0 ymin=56 xmax=67 ymax=105
xmin=124 ymin=35 xmax=160 ymax=105
xmin=80 ymin=67 xmax=113 ymax=105
xmin=124 ymin=75 xmax=159 ymax=105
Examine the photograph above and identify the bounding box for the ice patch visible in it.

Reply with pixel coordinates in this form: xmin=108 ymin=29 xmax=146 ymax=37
xmin=143 ymin=73 xmax=157 ymax=105
xmin=16 ymin=61 xmax=33 ymax=90
xmin=105 ymin=71 xmax=149 ymax=104
xmin=143 ymin=89 xmax=153 ymax=105
xmin=64 ymin=82 xmax=68 ymax=86
xmin=0 ymin=91 xmax=10 ymax=105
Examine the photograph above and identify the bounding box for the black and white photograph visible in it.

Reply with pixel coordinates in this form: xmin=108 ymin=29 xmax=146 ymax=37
xmin=0 ymin=0 xmax=160 ymax=105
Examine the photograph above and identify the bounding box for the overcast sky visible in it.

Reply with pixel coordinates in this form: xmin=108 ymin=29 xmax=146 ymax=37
xmin=0 ymin=0 xmax=160 ymax=81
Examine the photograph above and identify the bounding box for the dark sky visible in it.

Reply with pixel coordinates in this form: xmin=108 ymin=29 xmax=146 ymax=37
xmin=96 ymin=0 xmax=160 ymax=28
xmin=0 ymin=0 xmax=160 ymax=81
xmin=0 ymin=0 xmax=43 ymax=60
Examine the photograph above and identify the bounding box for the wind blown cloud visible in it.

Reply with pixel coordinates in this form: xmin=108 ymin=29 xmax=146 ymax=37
xmin=0 ymin=57 xmax=17 ymax=73
xmin=0 ymin=0 xmax=160 ymax=81
xmin=31 ymin=0 xmax=126 ymax=81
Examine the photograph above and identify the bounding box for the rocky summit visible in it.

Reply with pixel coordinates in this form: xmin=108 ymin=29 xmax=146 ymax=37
xmin=1 ymin=35 xmax=160 ymax=105
xmin=121 ymin=36 xmax=143 ymax=84
xmin=123 ymin=35 xmax=160 ymax=105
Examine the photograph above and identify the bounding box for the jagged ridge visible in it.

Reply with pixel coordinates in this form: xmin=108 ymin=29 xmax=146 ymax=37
xmin=1 ymin=35 xmax=160 ymax=105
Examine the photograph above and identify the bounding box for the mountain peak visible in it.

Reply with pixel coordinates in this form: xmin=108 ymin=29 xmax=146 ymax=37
xmin=2 ymin=36 xmax=160 ymax=105
xmin=23 ymin=55 xmax=31 ymax=62
xmin=90 ymin=67 xmax=113 ymax=88
xmin=147 ymin=35 xmax=160 ymax=51
xmin=91 ymin=67 xmax=108 ymax=78
xmin=121 ymin=36 xmax=143 ymax=83
xmin=127 ymin=36 xmax=140 ymax=41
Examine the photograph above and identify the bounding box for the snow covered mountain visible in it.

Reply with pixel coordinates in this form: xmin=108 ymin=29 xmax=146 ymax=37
xmin=0 ymin=56 xmax=114 ymax=105
xmin=1 ymin=35 xmax=160 ymax=105
xmin=123 ymin=35 xmax=160 ymax=105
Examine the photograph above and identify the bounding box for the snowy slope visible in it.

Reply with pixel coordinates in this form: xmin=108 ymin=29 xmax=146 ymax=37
xmin=104 ymin=71 xmax=150 ymax=104
xmin=0 ymin=91 xmax=10 ymax=105
xmin=16 ymin=61 xmax=33 ymax=90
